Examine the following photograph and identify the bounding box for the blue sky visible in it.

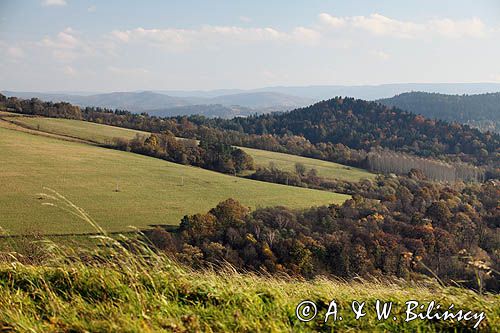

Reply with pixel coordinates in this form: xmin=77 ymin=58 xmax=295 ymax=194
xmin=1 ymin=0 xmax=500 ymax=91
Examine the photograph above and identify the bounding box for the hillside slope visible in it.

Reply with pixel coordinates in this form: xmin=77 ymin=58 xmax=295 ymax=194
xmin=4 ymin=115 xmax=374 ymax=182
xmin=379 ymin=91 xmax=500 ymax=133
xmin=0 ymin=123 xmax=348 ymax=235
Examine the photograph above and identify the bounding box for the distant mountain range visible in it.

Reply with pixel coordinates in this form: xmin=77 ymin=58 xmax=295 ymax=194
xmin=1 ymin=90 xmax=314 ymax=118
xmin=155 ymin=82 xmax=500 ymax=100
xmin=3 ymin=82 xmax=500 ymax=119
xmin=379 ymin=92 xmax=500 ymax=133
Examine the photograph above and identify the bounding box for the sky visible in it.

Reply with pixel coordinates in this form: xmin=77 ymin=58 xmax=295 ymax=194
xmin=1 ymin=0 xmax=500 ymax=92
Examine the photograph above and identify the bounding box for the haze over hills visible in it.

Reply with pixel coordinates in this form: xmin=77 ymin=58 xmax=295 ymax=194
xmin=249 ymin=82 xmax=500 ymax=100
xmin=4 ymin=82 xmax=500 ymax=119
xmin=155 ymin=82 xmax=500 ymax=100
xmin=1 ymin=90 xmax=314 ymax=118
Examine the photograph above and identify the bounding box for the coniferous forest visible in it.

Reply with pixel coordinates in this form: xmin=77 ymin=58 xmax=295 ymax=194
xmin=379 ymin=91 xmax=500 ymax=133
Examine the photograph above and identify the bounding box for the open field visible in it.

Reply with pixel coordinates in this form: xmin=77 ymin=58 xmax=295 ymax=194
xmin=0 ymin=125 xmax=348 ymax=235
xmin=4 ymin=115 xmax=375 ymax=182
xmin=2 ymin=115 xmax=150 ymax=144
xmin=241 ymin=146 xmax=375 ymax=181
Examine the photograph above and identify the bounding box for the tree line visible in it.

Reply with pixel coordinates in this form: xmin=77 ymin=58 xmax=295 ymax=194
xmin=112 ymin=133 xmax=254 ymax=175
xmin=145 ymin=175 xmax=499 ymax=292
xmin=367 ymin=149 xmax=485 ymax=182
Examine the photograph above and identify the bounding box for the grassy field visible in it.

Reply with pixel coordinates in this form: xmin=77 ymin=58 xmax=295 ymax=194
xmin=0 ymin=242 xmax=497 ymax=332
xmin=241 ymin=146 xmax=374 ymax=181
xmin=5 ymin=115 xmax=375 ymax=182
xmin=3 ymin=114 xmax=150 ymax=144
xmin=0 ymin=125 xmax=348 ymax=235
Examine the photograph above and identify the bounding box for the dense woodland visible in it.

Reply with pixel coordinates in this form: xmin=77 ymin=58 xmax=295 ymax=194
xmin=146 ymin=175 xmax=499 ymax=291
xmin=379 ymin=91 xmax=500 ymax=133
xmin=199 ymin=97 xmax=499 ymax=166
xmin=2 ymin=94 xmax=498 ymax=181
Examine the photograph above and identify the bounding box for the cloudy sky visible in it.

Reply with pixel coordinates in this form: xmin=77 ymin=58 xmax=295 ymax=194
xmin=1 ymin=0 xmax=500 ymax=91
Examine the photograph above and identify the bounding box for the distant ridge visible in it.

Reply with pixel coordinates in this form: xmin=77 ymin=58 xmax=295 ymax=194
xmin=378 ymin=91 xmax=500 ymax=133
xmin=155 ymin=82 xmax=500 ymax=100
xmin=4 ymin=82 xmax=500 ymax=118
xmin=1 ymin=90 xmax=313 ymax=115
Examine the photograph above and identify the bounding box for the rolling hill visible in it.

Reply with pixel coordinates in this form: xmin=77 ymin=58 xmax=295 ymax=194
xmin=0 ymin=119 xmax=349 ymax=235
xmin=378 ymin=91 xmax=500 ymax=133
xmin=3 ymin=114 xmax=374 ymax=182
xmin=213 ymin=97 xmax=499 ymax=166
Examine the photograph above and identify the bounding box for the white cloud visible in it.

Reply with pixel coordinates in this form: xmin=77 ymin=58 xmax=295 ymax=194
xmin=429 ymin=17 xmax=486 ymax=38
xmin=110 ymin=30 xmax=130 ymax=43
xmin=104 ymin=13 xmax=492 ymax=56
xmin=201 ymin=25 xmax=286 ymax=41
xmin=372 ymin=50 xmax=390 ymax=60
xmin=318 ymin=13 xmax=346 ymax=28
xmin=292 ymin=26 xmax=321 ymax=45
xmin=110 ymin=26 xmax=292 ymax=51
xmin=110 ymin=27 xmax=193 ymax=51
xmin=87 ymin=5 xmax=97 ymax=13
xmin=351 ymin=14 xmax=423 ymax=38
xmin=109 ymin=23 xmax=343 ymax=52
xmin=41 ymin=27 xmax=79 ymax=49
xmin=42 ymin=0 xmax=67 ymax=6
xmin=39 ymin=27 xmax=100 ymax=61
xmin=319 ymin=13 xmax=487 ymax=39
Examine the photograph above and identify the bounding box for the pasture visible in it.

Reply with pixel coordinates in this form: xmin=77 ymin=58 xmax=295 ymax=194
xmin=0 ymin=124 xmax=348 ymax=235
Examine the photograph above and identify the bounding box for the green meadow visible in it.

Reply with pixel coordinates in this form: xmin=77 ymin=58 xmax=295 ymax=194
xmin=3 ymin=114 xmax=150 ymax=144
xmin=240 ymin=146 xmax=375 ymax=181
xmin=0 ymin=124 xmax=348 ymax=235
xmin=5 ymin=115 xmax=375 ymax=182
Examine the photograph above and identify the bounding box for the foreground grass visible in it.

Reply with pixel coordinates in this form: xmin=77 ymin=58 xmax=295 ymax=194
xmin=0 ymin=125 xmax=348 ymax=235
xmin=5 ymin=115 xmax=375 ymax=182
xmin=0 ymin=249 xmax=497 ymax=332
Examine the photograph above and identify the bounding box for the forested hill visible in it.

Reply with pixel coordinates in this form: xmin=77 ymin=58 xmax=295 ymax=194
xmin=205 ymin=97 xmax=499 ymax=166
xmin=378 ymin=92 xmax=500 ymax=133
xmin=1 ymin=93 xmax=498 ymax=169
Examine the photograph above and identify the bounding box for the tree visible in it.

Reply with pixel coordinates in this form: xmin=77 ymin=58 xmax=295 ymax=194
xmin=295 ymin=162 xmax=306 ymax=176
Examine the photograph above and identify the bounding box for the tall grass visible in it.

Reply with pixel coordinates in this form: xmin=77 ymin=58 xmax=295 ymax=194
xmin=0 ymin=189 xmax=498 ymax=332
